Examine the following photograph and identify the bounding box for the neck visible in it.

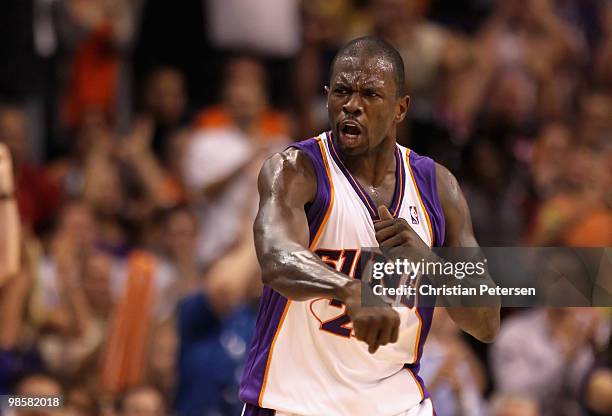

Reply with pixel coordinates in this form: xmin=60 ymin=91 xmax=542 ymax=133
xmin=337 ymin=135 xmax=396 ymax=186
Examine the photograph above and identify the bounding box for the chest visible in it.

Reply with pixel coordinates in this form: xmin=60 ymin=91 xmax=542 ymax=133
xmin=318 ymin=162 xmax=433 ymax=249
xmin=355 ymin=173 xmax=397 ymax=210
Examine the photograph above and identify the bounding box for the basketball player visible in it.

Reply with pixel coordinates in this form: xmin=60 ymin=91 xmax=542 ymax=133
xmin=0 ymin=142 xmax=19 ymax=286
xmin=240 ymin=37 xmax=500 ymax=416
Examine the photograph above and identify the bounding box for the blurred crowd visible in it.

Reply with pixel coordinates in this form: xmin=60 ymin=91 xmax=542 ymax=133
xmin=0 ymin=0 xmax=611 ymax=415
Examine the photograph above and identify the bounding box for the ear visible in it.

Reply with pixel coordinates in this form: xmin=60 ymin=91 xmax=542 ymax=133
xmin=324 ymin=85 xmax=330 ymax=96
xmin=395 ymin=95 xmax=410 ymax=123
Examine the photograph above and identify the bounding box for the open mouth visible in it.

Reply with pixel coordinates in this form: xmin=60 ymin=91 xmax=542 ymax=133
xmin=340 ymin=122 xmax=362 ymax=136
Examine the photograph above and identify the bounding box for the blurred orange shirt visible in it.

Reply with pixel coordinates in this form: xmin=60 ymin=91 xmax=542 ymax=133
xmin=563 ymin=209 xmax=612 ymax=247
xmin=63 ymin=23 xmax=119 ymax=128
xmin=193 ymin=106 xmax=289 ymax=142
xmin=531 ymin=193 xmax=612 ymax=246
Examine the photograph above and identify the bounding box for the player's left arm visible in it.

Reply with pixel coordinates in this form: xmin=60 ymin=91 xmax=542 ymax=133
xmin=435 ymin=163 xmax=500 ymax=343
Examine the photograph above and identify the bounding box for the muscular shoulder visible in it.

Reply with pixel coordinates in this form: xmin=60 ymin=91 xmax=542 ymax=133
xmin=434 ymin=162 xmax=462 ymax=210
xmin=434 ymin=162 xmax=477 ymax=247
xmin=258 ymin=147 xmax=317 ymax=204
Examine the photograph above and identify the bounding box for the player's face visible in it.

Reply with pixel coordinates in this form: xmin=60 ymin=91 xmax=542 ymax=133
xmin=326 ymin=55 xmax=409 ymax=155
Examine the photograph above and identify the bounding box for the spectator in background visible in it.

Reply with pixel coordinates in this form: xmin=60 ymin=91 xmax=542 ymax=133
xmin=294 ymin=0 xmax=352 ymax=137
xmin=489 ymin=393 xmax=540 ymax=416
xmin=528 ymin=144 xmax=611 ymax=246
xmin=47 ymin=110 xmax=109 ymax=202
xmin=116 ymin=385 xmax=167 ymax=416
xmin=149 ymin=207 xmax=200 ymax=317
xmin=205 ymin=0 xmax=301 ymax=107
xmin=475 ymin=0 xmax=586 ymax=122
xmin=193 ymin=57 xmax=290 ymax=143
xmin=58 ymin=0 xmax=140 ymax=132
xmin=206 ymin=0 xmax=300 ymax=58
xmin=38 ymin=201 xmax=97 ymax=288
xmin=530 ymin=122 xmax=572 ymax=199
xmin=491 ymin=308 xmax=609 ymax=416
xmin=476 ymin=0 xmax=585 ymax=71
xmin=5 ymin=373 xmax=64 ymax=416
xmin=460 ymin=139 xmax=525 ymax=246
xmin=140 ymin=66 xmax=190 ymax=165
xmin=117 ymin=116 xmax=186 ymax=213
xmin=372 ymin=0 xmax=451 ymax=121
xmin=144 ymin=322 xmax=177 ymax=406
xmin=582 ymin=334 xmax=612 ymax=416
xmin=0 ymin=234 xmax=44 ymax=396
xmin=185 ymin=57 xmax=287 ymax=268
xmin=92 ymin=209 xmax=189 ymax=403
xmin=142 ymin=67 xmax=188 ymax=138
xmin=83 ymin=154 xmax=129 ymax=252
xmin=64 ymin=381 xmax=99 ymax=416
xmin=0 ymin=104 xmax=61 ymax=232
xmin=175 ymin=217 xmax=259 ymax=416
xmin=593 ymin=1 xmax=612 ymax=89
xmin=34 ymin=201 xmax=102 ymax=379
xmin=420 ymin=309 xmax=488 ymax=416
xmin=472 ymin=67 xmax=539 ymax=158
xmin=576 ymin=90 xmax=612 ymax=147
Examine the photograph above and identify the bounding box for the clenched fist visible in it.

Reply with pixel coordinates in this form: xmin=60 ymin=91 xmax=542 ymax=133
xmin=341 ymin=280 xmax=400 ymax=354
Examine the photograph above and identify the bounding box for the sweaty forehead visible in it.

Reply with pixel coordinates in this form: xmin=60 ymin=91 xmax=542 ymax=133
xmin=331 ymin=55 xmax=395 ymax=87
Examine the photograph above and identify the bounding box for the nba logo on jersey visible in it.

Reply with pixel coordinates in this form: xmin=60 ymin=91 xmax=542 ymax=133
xmin=410 ymin=206 xmax=419 ymax=224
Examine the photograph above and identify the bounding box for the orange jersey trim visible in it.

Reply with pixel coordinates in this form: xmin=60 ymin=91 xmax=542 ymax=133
xmin=309 ymin=137 xmax=335 ymax=249
xmin=412 ymin=307 xmax=423 ymax=363
xmin=406 ymin=366 xmax=425 ymax=401
xmin=258 ymin=299 xmax=291 ymax=407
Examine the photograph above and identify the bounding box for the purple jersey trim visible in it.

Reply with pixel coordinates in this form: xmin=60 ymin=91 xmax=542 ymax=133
xmin=405 ymin=150 xmax=444 ymax=404
xmin=289 ymin=137 xmax=333 ymax=245
xmin=239 ymin=286 xmax=288 ymax=405
xmin=327 ymin=132 xmax=405 ymax=220
xmin=408 ymin=150 xmax=446 ymax=247
xmin=405 ymin=306 xmax=435 ymax=400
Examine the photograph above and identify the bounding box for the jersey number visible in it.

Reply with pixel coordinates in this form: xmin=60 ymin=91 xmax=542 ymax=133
xmin=312 ymin=248 xmax=417 ymax=339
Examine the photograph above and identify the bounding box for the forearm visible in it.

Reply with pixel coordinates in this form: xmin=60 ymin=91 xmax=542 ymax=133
xmin=438 ymin=270 xmax=500 ymax=343
xmin=0 ymin=198 xmax=20 ymax=283
xmin=433 ymin=164 xmax=500 ymax=342
xmin=420 ymin=250 xmax=500 ymax=342
xmin=447 ymin=306 xmax=499 ymax=343
xmin=260 ymin=244 xmax=355 ymax=302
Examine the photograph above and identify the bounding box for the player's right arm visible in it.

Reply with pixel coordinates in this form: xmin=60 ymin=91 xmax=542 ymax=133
xmin=254 ymin=148 xmax=399 ymax=353
xmin=254 ymin=148 xmax=354 ymax=301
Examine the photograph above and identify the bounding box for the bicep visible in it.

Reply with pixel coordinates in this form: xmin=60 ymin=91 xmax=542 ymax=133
xmin=254 ymin=151 xmax=316 ymax=258
xmin=436 ymin=163 xmax=478 ymax=247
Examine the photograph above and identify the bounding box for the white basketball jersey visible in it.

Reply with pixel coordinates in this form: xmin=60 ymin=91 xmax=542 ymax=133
xmin=240 ymin=132 xmax=445 ymax=416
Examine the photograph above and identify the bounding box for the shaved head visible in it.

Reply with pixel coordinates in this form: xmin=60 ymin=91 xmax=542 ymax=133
xmin=330 ymin=36 xmax=405 ymax=97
